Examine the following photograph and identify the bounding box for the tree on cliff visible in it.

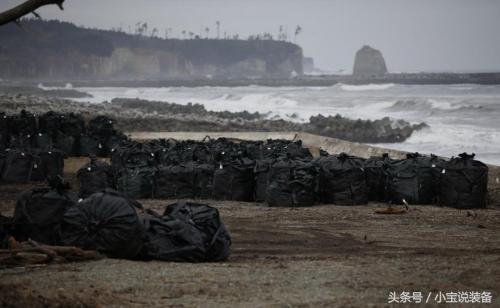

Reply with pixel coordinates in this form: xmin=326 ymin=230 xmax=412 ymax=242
xmin=0 ymin=0 xmax=65 ymax=26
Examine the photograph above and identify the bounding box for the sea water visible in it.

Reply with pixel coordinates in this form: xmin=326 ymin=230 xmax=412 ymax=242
xmin=56 ymin=83 xmax=500 ymax=165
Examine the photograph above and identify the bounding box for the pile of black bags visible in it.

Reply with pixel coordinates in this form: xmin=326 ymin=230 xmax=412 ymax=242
xmin=102 ymin=136 xmax=490 ymax=209
xmin=0 ymin=110 xmax=127 ymax=158
xmin=3 ymin=177 xmax=231 ymax=262
xmin=0 ymin=110 xmax=128 ymax=184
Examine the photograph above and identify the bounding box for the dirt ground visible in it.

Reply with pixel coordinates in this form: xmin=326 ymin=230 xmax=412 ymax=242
xmin=1 ymin=174 xmax=500 ymax=307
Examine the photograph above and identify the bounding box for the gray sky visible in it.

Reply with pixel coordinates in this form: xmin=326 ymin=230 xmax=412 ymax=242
xmin=2 ymin=0 xmax=500 ymax=73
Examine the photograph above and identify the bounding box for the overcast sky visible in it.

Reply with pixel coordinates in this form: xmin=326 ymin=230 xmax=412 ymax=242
xmin=2 ymin=0 xmax=500 ymax=73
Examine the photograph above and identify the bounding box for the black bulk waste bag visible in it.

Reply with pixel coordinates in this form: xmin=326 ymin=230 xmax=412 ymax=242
xmin=88 ymin=115 xmax=115 ymax=137
xmin=12 ymin=177 xmax=78 ymax=244
xmin=439 ymin=153 xmax=488 ymax=209
xmin=1 ymin=149 xmax=35 ymax=182
xmin=266 ymin=158 xmax=317 ymax=207
xmin=113 ymin=143 xmax=156 ymax=170
xmin=364 ymin=154 xmax=393 ymax=202
xmin=213 ymin=157 xmax=255 ymax=202
xmin=116 ymin=167 xmax=156 ymax=199
xmin=77 ymin=157 xmax=115 ymax=198
xmin=193 ymin=163 xmax=215 ymax=199
xmin=55 ymin=131 xmax=76 ymax=157
xmin=38 ymin=111 xmax=61 ymax=136
xmin=10 ymin=110 xmax=37 ymax=136
xmin=101 ymin=132 xmax=128 ymax=157
xmin=0 ymin=113 xmax=10 ymax=136
xmin=316 ymin=153 xmax=368 ymax=205
xmin=386 ymin=153 xmax=445 ymax=205
xmin=59 ymin=113 xmax=85 ymax=137
xmin=164 ymin=202 xmax=231 ymax=261
xmin=155 ymin=164 xmax=196 ymax=199
xmin=30 ymin=150 xmax=65 ymax=182
xmin=34 ymin=132 xmax=53 ymax=150
xmin=78 ymin=135 xmax=102 ymax=157
xmin=139 ymin=209 xmax=206 ymax=262
xmin=59 ymin=190 xmax=144 ymax=259
xmin=254 ymin=159 xmax=273 ymax=202
xmin=8 ymin=133 xmax=34 ymax=149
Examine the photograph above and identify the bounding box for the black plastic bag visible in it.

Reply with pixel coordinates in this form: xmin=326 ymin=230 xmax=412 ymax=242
xmin=155 ymin=164 xmax=196 ymax=199
xmin=55 ymin=131 xmax=76 ymax=157
xmin=139 ymin=209 xmax=207 ymax=262
xmin=386 ymin=153 xmax=446 ymax=205
xmin=10 ymin=110 xmax=37 ymax=136
xmin=254 ymin=159 xmax=273 ymax=202
xmin=364 ymin=154 xmax=393 ymax=202
xmin=78 ymin=135 xmax=101 ymax=157
xmin=77 ymin=157 xmax=115 ymax=198
xmin=316 ymin=153 xmax=368 ymax=205
xmin=12 ymin=177 xmax=78 ymax=244
xmin=34 ymin=132 xmax=53 ymax=150
xmin=193 ymin=163 xmax=215 ymax=199
xmin=38 ymin=111 xmax=61 ymax=136
xmin=213 ymin=157 xmax=255 ymax=202
xmin=439 ymin=153 xmax=488 ymax=209
xmin=59 ymin=113 xmax=85 ymax=137
xmin=59 ymin=189 xmax=144 ymax=259
xmin=116 ymin=167 xmax=156 ymax=199
xmin=267 ymin=158 xmax=317 ymax=207
xmin=1 ymin=149 xmax=36 ymax=182
xmin=164 ymin=202 xmax=231 ymax=261
xmin=88 ymin=116 xmax=115 ymax=137
xmin=30 ymin=150 xmax=64 ymax=182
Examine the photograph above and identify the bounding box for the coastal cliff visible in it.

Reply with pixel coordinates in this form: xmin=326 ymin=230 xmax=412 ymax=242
xmin=0 ymin=20 xmax=303 ymax=80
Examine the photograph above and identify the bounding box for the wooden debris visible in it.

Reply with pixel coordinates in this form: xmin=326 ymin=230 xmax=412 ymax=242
xmin=0 ymin=239 xmax=104 ymax=268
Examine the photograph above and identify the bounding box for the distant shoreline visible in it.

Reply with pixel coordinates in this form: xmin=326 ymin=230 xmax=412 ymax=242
xmin=3 ymin=72 xmax=500 ymax=88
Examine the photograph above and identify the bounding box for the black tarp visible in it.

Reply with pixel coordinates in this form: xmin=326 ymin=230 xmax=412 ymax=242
xmin=439 ymin=153 xmax=488 ymax=209
xmin=59 ymin=189 xmax=144 ymax=259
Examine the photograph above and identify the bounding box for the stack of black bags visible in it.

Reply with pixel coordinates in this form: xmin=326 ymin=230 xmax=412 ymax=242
xmin=2 ymin=176 xmax=231 ymax=262
xmin=0 ymin=110 xmax=128 ymax=184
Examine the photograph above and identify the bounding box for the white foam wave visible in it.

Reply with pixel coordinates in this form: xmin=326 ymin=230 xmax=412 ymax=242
xmin=339 ymin=83 xmax=395 ymax=91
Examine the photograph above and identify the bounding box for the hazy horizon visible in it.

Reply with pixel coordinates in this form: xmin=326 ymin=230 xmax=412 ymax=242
xmin=2 ymin=0 xmax=500 ymax=73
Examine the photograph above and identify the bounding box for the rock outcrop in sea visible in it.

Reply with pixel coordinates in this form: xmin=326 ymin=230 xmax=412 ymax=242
xmin=353 ymin=45 xmax=388 ymax=77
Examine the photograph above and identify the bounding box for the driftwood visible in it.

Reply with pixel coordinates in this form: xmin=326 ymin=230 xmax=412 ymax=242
xmin=0 ymin=238 xmax=103 ymax=267
xmin=0 ymin=0 xmax=65 ymax=26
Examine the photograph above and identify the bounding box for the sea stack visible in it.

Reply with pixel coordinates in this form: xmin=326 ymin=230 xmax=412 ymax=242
xmin=352 ymin=45 xmax=388 ymax=77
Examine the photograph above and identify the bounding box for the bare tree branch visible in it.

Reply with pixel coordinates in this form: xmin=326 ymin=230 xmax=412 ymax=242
xmin=0 ymin=0 xmax=65 ymax=26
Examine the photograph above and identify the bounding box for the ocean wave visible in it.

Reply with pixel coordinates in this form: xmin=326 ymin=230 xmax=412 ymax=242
xmin=339 ymin=83 xmax=396 ymax=91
